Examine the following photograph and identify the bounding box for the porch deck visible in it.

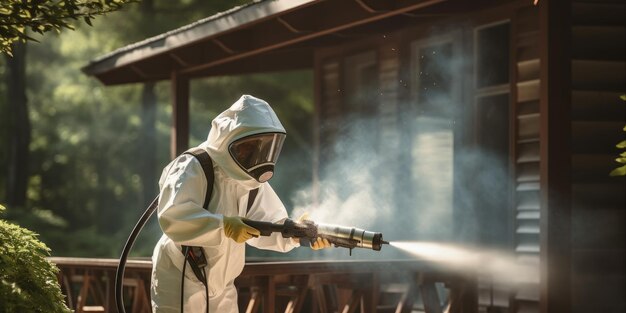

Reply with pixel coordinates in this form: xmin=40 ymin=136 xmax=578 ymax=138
xmin=50 ymin=258 xmax=478 ymax=313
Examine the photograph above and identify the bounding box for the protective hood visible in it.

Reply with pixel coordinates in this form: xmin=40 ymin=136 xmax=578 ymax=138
xmin=204 ymin=95 xmax=285 ymax=189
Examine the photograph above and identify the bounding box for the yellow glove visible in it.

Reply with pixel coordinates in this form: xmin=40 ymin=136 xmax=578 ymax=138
xmin=223 ymin=216 xmax=260 ymax=243
xmin=295 ymin=212 xmax=332 ymax=250
xmin=310 ymin=237 xmax=332 ymax=250
xmin=297 ymin=212 xmax=310 ymax=223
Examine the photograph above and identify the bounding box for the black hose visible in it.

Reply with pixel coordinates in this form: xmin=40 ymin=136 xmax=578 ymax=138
xmin=203 ymin=267 xmax=209 ymax=313
xmin=180 ymin=256 xmax=188 ymax=313
xmin=180 ymin=248 xmax=210 ymax=313
xmin=116 ymin=195 xmax=159 ymax=313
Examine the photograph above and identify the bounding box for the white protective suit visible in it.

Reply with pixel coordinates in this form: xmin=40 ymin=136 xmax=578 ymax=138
xmin=151 ymin=95 xmax=299 ymax=313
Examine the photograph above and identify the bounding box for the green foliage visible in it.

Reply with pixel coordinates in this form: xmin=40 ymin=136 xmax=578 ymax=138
xmin=609 ymin=95 xmax=626 ymax=176
xmin=21 ymin=26 xmax=160 ymax=256
xmin=0 ymin=204 xmax=71 ymax=313
xmin=0 ymin=0 xmax=134 ymax=56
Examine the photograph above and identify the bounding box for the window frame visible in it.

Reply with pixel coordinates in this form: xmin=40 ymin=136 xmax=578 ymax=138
xmin=406 ymin=31 xmax=464 ymax=241
xmin=473 ymin=19 xmax=512 ymax=97
xmin=472 ymin=19 xmax=515 ymax=249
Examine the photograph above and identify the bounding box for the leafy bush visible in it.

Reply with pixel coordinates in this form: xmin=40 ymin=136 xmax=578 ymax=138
xmin=0 ymin=204 xmax=71 ymax=313
xmin=609 ymin=95 xmax=626 ymax=176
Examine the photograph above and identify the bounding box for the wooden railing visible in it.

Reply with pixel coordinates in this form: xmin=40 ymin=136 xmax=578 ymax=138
xmin=50 ymin=258 xmax=478 ymax=313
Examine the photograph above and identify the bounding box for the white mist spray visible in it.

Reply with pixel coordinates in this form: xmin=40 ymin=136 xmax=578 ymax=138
xmin=390 ymin=241 xmax=539 ymax=284
xmin=284 ymin=28 xmax=537 ymax=282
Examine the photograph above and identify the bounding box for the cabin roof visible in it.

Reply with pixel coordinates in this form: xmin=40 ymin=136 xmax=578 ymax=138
xmin=82 ymin=0 xmax=455 ymax=85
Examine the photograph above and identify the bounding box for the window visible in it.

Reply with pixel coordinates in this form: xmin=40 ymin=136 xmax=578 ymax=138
xmin=475 ymin=94 xmax=511 ymax=247
xmin=474 ymin=21 xmax=512 ymax=248
xmin=408 ymin=35 xmax=462 ymax=240
xmin=476 ymin=22 xmax=510 ymax=89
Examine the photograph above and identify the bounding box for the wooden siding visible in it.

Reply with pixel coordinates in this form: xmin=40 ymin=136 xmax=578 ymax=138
xmin=570 ymin=1 xmax=626 ymax=312
xmin=318 ymin=60 xmax=342 ymax=166
xmin=512 ymin=5 xmax=541 ymax=313
xmin=313 ymin=2 xmax=624 ymax=313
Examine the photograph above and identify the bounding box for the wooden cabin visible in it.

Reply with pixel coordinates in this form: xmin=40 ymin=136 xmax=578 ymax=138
xmin=82 ymin=0 xmax=626 ymax=312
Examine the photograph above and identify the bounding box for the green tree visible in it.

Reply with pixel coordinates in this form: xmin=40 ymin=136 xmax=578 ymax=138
xmin=2 ymin=0 xmax=134 ymax=211
xmin=4 ymin=41 xmax=28 ymax=209
xmin=0 ymin=0 xmax=133 ymax=56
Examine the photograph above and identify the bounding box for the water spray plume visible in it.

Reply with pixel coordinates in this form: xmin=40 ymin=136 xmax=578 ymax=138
xmin=390 ymin=241 xmax=539 ymax=285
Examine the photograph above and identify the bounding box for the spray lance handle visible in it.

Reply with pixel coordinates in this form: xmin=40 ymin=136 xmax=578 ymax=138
xmin=241 ymin=218 xmax=317 ymax=238
xmin=241 ymin=218 xmax=286 ymax=236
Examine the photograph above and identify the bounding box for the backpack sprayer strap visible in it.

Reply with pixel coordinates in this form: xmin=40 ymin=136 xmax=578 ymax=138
xmin=181 ymin=148 xmax=214 ymax=286
xmin=185 ymin=147 xmax=215 ymax=208
xmin=247 ymin=188 xmax=259 ymax=213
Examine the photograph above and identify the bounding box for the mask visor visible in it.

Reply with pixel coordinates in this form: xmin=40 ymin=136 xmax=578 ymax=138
xmin=229 ymin=133 xmax=286 ymax=179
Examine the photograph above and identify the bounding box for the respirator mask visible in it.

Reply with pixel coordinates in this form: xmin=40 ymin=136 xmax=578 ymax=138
xmin=229 ymin=132 xmax=286 ymax=183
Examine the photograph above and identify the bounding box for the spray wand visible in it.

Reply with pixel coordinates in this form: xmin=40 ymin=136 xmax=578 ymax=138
xmin=243 ymin=218 xmax=389 ymax=255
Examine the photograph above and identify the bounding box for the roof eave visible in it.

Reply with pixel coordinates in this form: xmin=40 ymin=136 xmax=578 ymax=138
xmin=82 ymin=0 xmax=316 ymax=77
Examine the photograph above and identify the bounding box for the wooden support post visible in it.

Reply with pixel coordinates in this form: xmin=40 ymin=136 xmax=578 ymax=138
xmin=170 ymin=71 xmax=190 ymax=159
xmin=246 ymin=287 xmax=261 ymax=313
xmin=291 ymin=275 xmax=311 ymax=313
xmin=263 ymin=276 xmax=276 ymax=313
xmin=539 ymin=0 xmax=572 ymax=312
xmin=457 ymin=279 xmax=478 ymax=313
xmin=106 ymin=270 xmax=115 ymax=313
xmin=362 ymin=272 xmax=379 ymax=313
xmin=77 ymin=271 xmax=91 ymax=313
xmin=399 ymin=283 xmax=417 ymax=313
xmin=62 ymin=271 xmax=75 ymax=309
xmin=419 ymin=281 xmax=442 ymax=313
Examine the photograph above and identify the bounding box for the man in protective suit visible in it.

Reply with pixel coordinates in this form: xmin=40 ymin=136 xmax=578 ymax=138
xmin=151 ymin=95 xmax=330 ymax=312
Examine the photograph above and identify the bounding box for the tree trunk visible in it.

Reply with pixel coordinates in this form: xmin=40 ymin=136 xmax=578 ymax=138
xmin=5 ymin=42 xmax=30 ymax=208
